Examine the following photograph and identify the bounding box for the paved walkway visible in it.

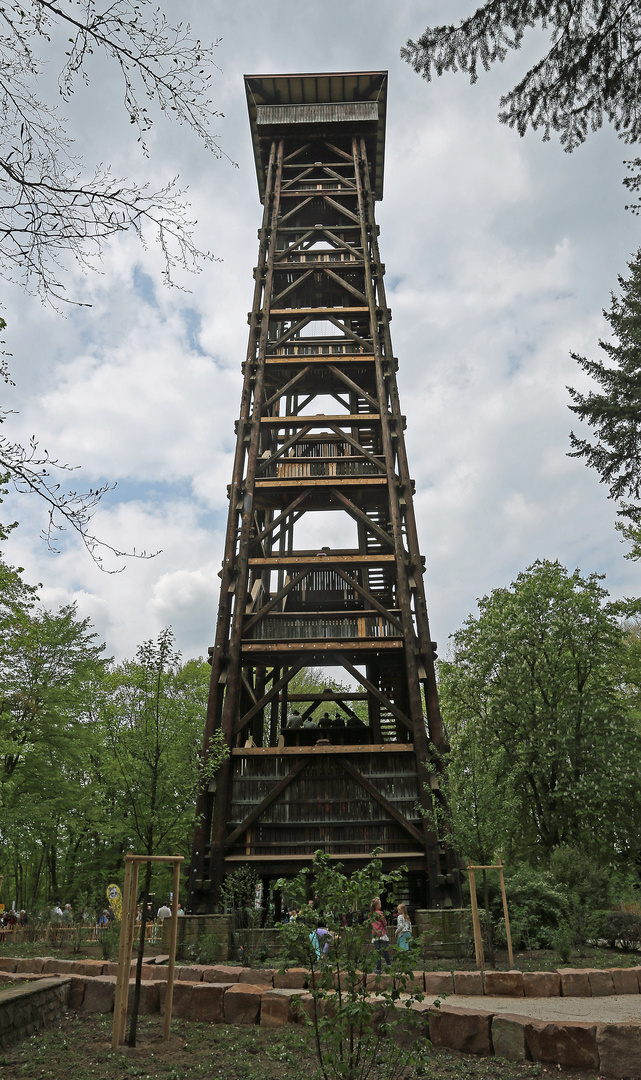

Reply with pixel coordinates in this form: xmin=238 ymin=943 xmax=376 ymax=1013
xmin=443 ymin=994 xmax=641 ymax=1022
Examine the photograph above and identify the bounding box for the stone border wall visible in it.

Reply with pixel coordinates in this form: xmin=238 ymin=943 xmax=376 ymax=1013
xmin=0 ymin=976 xmax=71 ymax=1049
xmin=3 ymin=959 xmax=641 ymax=1075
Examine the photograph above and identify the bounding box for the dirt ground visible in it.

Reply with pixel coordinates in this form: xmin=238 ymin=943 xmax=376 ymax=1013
xmin=0 ymin=1011 xmax=605 ymax=1080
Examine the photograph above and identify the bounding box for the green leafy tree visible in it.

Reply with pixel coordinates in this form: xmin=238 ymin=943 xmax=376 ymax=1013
xmin=568 ymin=249 xmax=641 ymax=545
xmin=277 ymin=851 xmax=429 ymax=1080
xmin=438 ymin=559 xmax=641 ymax=865
xmin=97 ymin=627 xmax=226 ymax=1045
xmin=402 ymin=1 xmax=641 ymax=151
xmin=99 ymin=630 xmax=216 ymax=860
xmin=0 ymin=594 xmax=108 ymax=909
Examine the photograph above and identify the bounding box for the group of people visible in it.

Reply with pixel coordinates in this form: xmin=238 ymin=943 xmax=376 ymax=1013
xmin=286 ymin=710 xmax=367 ymax=731
xmin=307 ymin=898 xmax=413 ymax=973
xmin=371 ymin=898 xmax=412 ymax=971
xmin=50 ymin=903 xmax=76 ymax=925
xmin=0 ymin=908 xmax=27 ymax=927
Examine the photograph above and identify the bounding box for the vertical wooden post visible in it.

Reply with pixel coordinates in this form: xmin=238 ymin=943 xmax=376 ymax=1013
xmin=119 ymin=859 xmax=140 ymax=1044
xmin=112 ymin=856 xmax=132 ymax=1049
xmin=164 ymin=859 xmax=181 ymax=1041
xmin=468 ymin=862 xmax=485 ymax=971
xmin=497 ymin=858 xmax=514 ymax=969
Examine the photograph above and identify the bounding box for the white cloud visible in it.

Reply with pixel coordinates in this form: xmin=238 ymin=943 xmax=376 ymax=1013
xmin=2 ymin=0 xmax=639 ymax=666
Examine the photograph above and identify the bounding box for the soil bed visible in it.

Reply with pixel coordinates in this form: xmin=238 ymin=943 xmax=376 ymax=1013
xmin=0 ymin=1012 xmax=604 ymax=1080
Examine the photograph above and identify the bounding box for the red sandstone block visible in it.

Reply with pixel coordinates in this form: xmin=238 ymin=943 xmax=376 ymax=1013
xmin=0 ymin=958 xmax=18 ymax=972
xmin=126 ymin=979 xmax=160 ymax=1015
xmin=453 ymin=971 xmax=484 ymax=996
xmin=587 ymin=968 xmax=614 ymax=996
xmin=273 ymin=967 xmax=309 ymax=989
xmin=74 ymin=960 xmax=106 ymax=977
xmin=42 ymin=959 xmax=74 ymax=975
xmin=138 ymin=964 xmax=163 ymax=981
xmin=366 ymin=972 xmax=392 ymax=993
xmin=103 ymin=962 xmax=126 ymax=977
xmin=523 ymin=971 xmax=560 ymax=997
xmin=492 ymin=1013 xmax=530 ymax=1062
xmin=424 ymin=972 xmax=452 ymax=996
xmin=159 ymin=980 xmax=193 ymax=1019
xmin=611 ymin=968 xmax=640 ymax=995
xmin=597 ymin=1021 xmax=641 ymax=1078
xmin=483 ymin=971 xmax=524 ymax=997
xmin=403 ymin=971 xmax=426 ymax=993
xmin=203 ymin=965 xmax=241 ymax=983
xmin=291 ymin=990 xmax=315 ymax=1023
xmin=393 ymin=1007 xmax=429 ymax=1048
xmin=557 ymin=968 xmax=591 ymax=997
xmin=238 ymin=967 xmax=274 ymax=986
xmin=260 ymin=988 xmax=301 ymax=1027
xmin=16 ymin=958 xmax=45 ymax=973
xmin=82 ymin=975 xmax=116 ymax=1013
xmin=68 ymin=976 xmax=86 ymax=1009
xmin=190 ymin=982 xmax=230 ymax=1023
xmin=223 ymin=982 xmax=263 ymax=1024
xmin=175 ymin=965 xmax=204 ymax=982
xmin=525 ymin=1019 xmax=598 ymax=1070
xmin=429 ymin=1005 xmax=493 ymax=1055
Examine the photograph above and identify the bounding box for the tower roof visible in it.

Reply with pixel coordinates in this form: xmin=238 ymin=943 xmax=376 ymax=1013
xmin=244 ymin=71 xmax=388 ymax=202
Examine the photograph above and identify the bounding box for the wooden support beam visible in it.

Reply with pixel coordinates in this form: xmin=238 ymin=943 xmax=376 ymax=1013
xmin=333 ymin=566 xmax=403 ymax=632
xmin=249 ymin=491 xmax=310 ymax=550
xmin=337 ymin=758 xmax=425 ymax=846
xmin=326 ymin=423 xmax=386 ymax=472
xmin=334 ymin=653 xmax=413 ymax=733
xmin=223 ymin=757 xmax=309 ymax=850
xmin=234 ymin=654 xmax=313 ymax=736
xmin=323 ymin=267 xmax=368 ymax=306
xmin=281 ymin=166 xmax=315 ymax=190
xmin=322 ymin=194 xmax=361 ymax=225
xmin=243 ymin=568 xmax=310 ymax=633
xmin=326 ymin=363 xmax=379 ymax=411
xmin=328 ymin=487 xmax=394 ymax=547
xmin=273 ymin=228 xmax=316 ymax=262
xmin=279 ymin=196 xmax=313 ymax=225
xmin=271 ymin=269 xmax=314 ymax=306
xmin=262 ymin=365 xmax=313 ymax=410
xmin=257 ymin=423 xmax=314 ymax=474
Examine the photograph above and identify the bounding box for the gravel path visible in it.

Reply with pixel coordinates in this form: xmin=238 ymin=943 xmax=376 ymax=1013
xmin=442 ymin=994 xmax=641 ymax=1022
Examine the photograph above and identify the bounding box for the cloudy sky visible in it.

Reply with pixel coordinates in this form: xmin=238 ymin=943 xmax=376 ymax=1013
xmin=2 ymin=1 xmax=639 ymax=663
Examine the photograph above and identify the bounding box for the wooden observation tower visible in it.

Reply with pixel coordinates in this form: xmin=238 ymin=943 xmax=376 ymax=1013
xmin=188 ymin=71 xmax=458 ymax=914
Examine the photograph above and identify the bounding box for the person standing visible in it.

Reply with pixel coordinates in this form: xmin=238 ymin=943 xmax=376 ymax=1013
xmin=395 ymin=903 xmax=412 ymax=950
xmin=370 ymin=897 xmax=390 ymax=973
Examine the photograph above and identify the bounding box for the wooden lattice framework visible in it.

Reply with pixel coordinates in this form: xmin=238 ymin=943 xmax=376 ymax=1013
xmin=188 ymin=71 xmax=458 ymax=914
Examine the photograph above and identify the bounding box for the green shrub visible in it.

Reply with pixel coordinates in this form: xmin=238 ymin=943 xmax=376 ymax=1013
xmin=592 ymin=909 xmax=641 ymax=951
xmin=277 ymin=851 xmax=428 ymax=1080
xmin=494 ymin=865 xmax=567 ymax=950
xmin=552 ymin=920 xmax=574 ymax=963
xmin=100 ymin=923 xmax=120 ymax=960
